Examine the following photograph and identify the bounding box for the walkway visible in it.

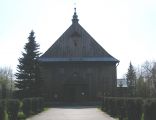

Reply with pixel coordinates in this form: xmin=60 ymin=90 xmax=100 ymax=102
xmin=26 ymin=107 xmax=116 ymax=120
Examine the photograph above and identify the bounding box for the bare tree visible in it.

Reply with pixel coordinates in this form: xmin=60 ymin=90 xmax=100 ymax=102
xmin=140 ymin=61 xmax=156 ymax=97
xmin=0 ymin=67 xmax=14 ymax=98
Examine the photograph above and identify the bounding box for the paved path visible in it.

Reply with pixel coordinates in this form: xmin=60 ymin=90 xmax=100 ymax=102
xmin=27 ymin=107 xmax=116 ymax=120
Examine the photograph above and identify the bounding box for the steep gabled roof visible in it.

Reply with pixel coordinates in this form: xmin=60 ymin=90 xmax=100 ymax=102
xmin=39 ymin=9 xmax=119 ymax=63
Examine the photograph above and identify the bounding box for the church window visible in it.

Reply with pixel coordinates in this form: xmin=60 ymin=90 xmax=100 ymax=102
xmin=71 ymin=32 xmax=81 ymax=47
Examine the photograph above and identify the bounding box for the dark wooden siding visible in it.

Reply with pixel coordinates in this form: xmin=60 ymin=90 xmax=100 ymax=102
xmin=40 ymin=61 xmax=117 ymax=102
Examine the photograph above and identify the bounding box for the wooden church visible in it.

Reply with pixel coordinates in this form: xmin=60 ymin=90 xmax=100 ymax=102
xmin=38 ymin=9 xmax=119 ymax=103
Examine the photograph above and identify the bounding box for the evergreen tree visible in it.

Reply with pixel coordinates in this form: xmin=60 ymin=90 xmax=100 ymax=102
xmin=126 ymin=62 xmax=137 ymax=97
xmin=15 ymin=31 xmax=41 ymax=98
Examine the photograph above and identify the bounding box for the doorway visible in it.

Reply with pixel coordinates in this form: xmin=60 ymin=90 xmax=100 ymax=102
xmin=63 ymin=84 xmax=88 ymax=103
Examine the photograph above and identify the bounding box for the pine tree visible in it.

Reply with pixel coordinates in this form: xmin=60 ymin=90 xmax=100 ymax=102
xmin=15 ymin=31 xmax=41 ymax=98
xmin=126 ymin=62 xmax=137 ymax=97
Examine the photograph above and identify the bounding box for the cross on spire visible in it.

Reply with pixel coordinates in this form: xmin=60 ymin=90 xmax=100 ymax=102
xmin=72 ymin=8 xmax=79 ymax=24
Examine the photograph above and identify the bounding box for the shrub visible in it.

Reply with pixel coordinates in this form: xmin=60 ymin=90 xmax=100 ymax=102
xmin=7 ymin=99 xmax=20 ymax=120
xmin=31 ymin=97 xmax=44 ymax=114
xmin=126 ymin=98 xmax=143 ymax=120
xmin=22 ymin=98 xmax=32 ymax=117
xmin=0 ymin=100 xmax=5 ymax=120
xmin=116 ymin=98 xmax=126 ymax=120
xmin=22 ymin=97 xmax=44 ymax=117
xmin=144 ymin=99 xmax=156 ymax=120
xmin=31 ymin=98 xmax=38 ymax=114
xmin=17 ymin=111 xmax=26 ymax=120
xmin=102 ymin=97 xmax=143 ymax=120
xmin=107 ymin=98 xmax=118 ymax=117
xmin=103 ymin=97 xmax=110 ymax=113
xmin=37 ymin=97 xmax=44 ymax=112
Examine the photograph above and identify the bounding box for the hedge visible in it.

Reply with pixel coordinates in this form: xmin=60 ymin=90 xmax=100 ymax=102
xmin=31 ymin=97 xmax=44 ymax=113
xmin=116 ymin=98 xmax=127 ymax=120
xmin=7 ymin=99 xmax=20 ymax=120
xmin=126 ymin=98 xmax=143 ymax=120
xmin=101 ymin=97 xmax=143 ymax=120
xmin=22 ymin=98 xmax=32 ymax=117
xmin=0 ymin=97 xmax=44 ymax=120
xmin=22 ymin=97 xmax=44 ymax=117
xmin=0 ymin=100 xmax=5 ymax=120
xmin=144 ymin=99 xmax=156 ymax=120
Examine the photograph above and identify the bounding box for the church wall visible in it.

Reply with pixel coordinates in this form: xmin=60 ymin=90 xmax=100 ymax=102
xmin=40 ymin=61 xmax=117 ymax=102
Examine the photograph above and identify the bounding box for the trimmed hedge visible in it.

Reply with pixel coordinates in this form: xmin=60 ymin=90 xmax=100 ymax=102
xmin=31 ymin=97 xmax=44 ymax=113
xmin=22 ymin=98 xmax=32 ymax=117
xmin=144 ymin=99 xmax=156 ymax=120
xmin=116 ymin=98 xmax=126 ymax=120
xmin=22 ymin=97 xmax=44 ymax=117
xmin=7 ymin=99 xmax=20 ymax=120
xmin=126 ymin=98 xmax=143 ymax=120
xmin=0 ymin=100 xmax=5 ymax=120
xmin=0 ymin=97 xmax=44 ymax=120
xmin=102 ymin=97 xmax=143 ymax=120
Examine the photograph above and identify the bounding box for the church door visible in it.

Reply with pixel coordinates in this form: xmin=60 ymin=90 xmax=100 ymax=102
xmin=64 ymin=84 xmax=88 ymax=103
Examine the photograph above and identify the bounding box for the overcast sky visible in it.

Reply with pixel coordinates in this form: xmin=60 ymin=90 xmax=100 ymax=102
xmin=0 ymin=0 xmax=156 ymax=78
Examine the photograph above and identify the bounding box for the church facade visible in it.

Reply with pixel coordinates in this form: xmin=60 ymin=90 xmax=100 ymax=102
xmin=38 ymin=9 xmax=119 ymax=103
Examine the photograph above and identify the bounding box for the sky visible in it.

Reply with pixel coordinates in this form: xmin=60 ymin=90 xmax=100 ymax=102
xmin=0 ymin=0 xmax=156 ymax=78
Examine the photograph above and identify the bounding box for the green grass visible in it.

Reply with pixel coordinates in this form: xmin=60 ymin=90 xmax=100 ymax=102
xmin=43 ymin=107 xmax=49 ymax=111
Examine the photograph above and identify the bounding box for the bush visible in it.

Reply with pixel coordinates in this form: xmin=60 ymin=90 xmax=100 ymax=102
xmin=144 ymin=99 xmax=156 ymax=120
xmin=116 ymin=98 xmax=126 ymax=120
xmin=107 ymin=98 xmax=118 ymax=117
xmin=17 ymin=111 xmax=26 ymax=120
xmin=22 ymin=98 xmax=32 ymax=117
xmin=31 ymin=98 xmax=39 ymax=114
xmin=103 ymin=98 xmax=109 ymax=112
xmin=7 ymin=99 xmax=20 ymax=120
xmin=37 ymin=97 xmax=44 ymax=112
xmin=31 ymin=97 xmax=44 ymax=114
xmin=0 ymin=100 xmax=5 ymax=120
xmin=22 ymin=97 xmax=44 ymax=117
xmin=101 ymin=97 xmax=143 ymax=120
xmin=126 ymin=98 xmax=143 ymax=120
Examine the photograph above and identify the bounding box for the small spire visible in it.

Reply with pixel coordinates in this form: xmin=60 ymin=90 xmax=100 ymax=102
xmin=72 ymin=8 xmax=79 ymax=24
xmin=74 ymin=8 xmax=76 ymax=13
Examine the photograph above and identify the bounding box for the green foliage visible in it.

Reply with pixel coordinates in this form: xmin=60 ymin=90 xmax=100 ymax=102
xmin=7 ymin=99 xmax=20 ymax=120
xmin=136 ymin=75 xmax=147 ymax=97
xmin=15 ymin=31 xmax=41 ymax=98
xmin=17 ymin=111 xmax=26 ymax=120
xmin=144 ymin=99 xmax=156 ymax=120
xmin=135 ymin=61 xmax=156 ymax=97
xmin=0 ymin=97 xmax=44 ymax=120
xmin=106 ymin=98 xmax=118 ymax=117
xmin=126 ymin=98 xmax=143 ymax=120
xmin=31 ymin=97 xmax=44 ymax=114
xmin=102 ymin=97 xmax=143 ymax=120
xmin=22 ymin=97 xmax=44 ymax=117
xmin=126 ymin=62 xmax=137 ymax=96
xmin=31 ymin=98 xmax=38 ymax=114
xmin=0 ymin=67 xmax=14 ymax=99
xmin=116 ymin=98 xmax=126 ymax=120
xmin=37 ymin=97 xmax=44 ymax=112
xmin=22 ymin=98 xmax=32 ymax=117
xmin=0 ymin=100 xmax=5 ymax=120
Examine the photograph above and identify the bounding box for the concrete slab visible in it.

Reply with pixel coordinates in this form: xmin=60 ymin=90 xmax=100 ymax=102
xmin=26 ymin=107 xmax=116 ymax=120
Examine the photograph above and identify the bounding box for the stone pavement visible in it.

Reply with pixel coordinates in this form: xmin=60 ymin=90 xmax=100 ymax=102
xmin=26 ymin=107 xmax=116 ymax=120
